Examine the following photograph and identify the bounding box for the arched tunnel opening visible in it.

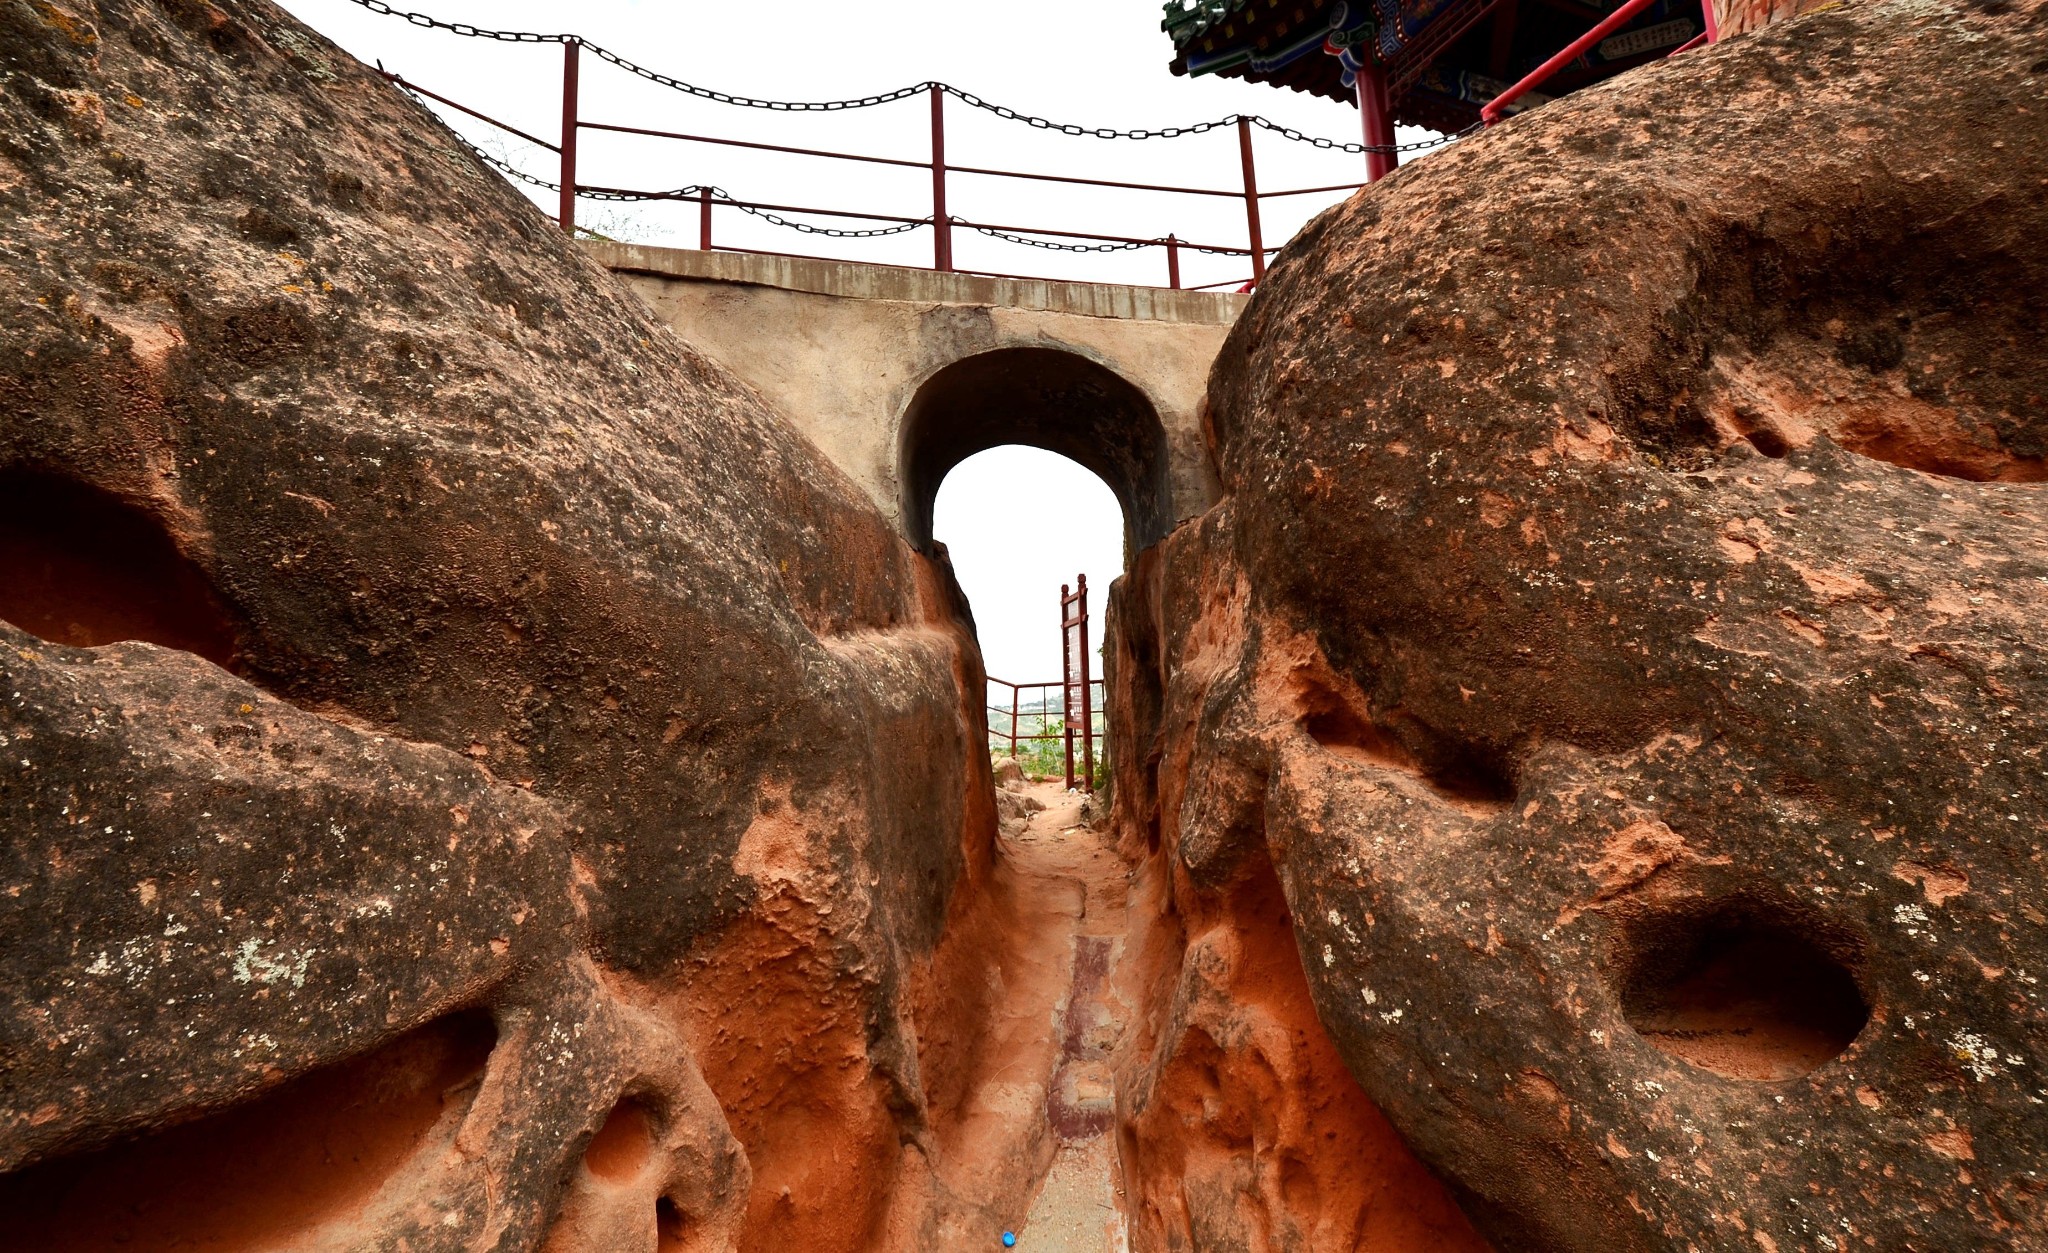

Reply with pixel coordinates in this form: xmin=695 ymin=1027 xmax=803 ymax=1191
xmin=900 ymin=346 xmax=1175 ymax=559
xmin=899 ymin=344 xmax=1173 ymax=792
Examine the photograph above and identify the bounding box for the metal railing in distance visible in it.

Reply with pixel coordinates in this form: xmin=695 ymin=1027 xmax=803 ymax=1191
xmin=354 ymin=5 xmax=1466 ymax=293
xmin=987 ymin=677 xmax=1106 ymax=768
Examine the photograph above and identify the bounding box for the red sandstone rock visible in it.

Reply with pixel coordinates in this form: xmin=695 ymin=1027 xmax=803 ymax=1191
xmin=11 ymin=0 xmax=2048 ymax=1248
xmin=0 ymin=2 xmax=1009 ymax=1248
xmin=1112 ymin=1 xmax=2048 ymax=1248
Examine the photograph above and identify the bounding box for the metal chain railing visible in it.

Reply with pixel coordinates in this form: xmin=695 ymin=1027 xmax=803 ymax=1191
xmin=340 ymin=0 xmax=1461 ymax=156
xmin=445 ymin=125 xmax=1250 ymax=255
xmin=588 ymin=45 xmax=935 ymax=113
xmin=963 ymin=225 xmax=1151 ymax=254
xmin=457 ymin=148 xmax=930 ymax=237
xmin=360 ymin=2 xmax=1489 ymax=285
xmin=1252 ymin=115 xmax=1477 ymax=153
xmin=705 ymin=195 xmax=927 ymax=238
xmin=940 ymin=86 xmax=1243 ymax=143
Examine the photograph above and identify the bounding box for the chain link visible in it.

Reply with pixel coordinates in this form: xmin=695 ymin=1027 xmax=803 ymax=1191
xmin=469 ymin=145 xmax=563 ymax=190
xmin=346 ymin=0 xmax=571 ymax=41
xmin=963 ymin=225 xmax=1153 ymax=254
xmin=940 ymin=86 xmax=1240 ymax=142
xmin=1249 ymin=115 xmax=1478 ymax=154
xmin=717 ymin=199 xmax=926 ymax=238
xmin=343 ymin=0 xmax=1470 ymax=153
xmin=590 ymin=46 xmax=936 ymax=112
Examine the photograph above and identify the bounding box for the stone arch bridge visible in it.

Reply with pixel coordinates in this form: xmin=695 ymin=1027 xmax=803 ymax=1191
xmin=585 ymin=242 xmax=1244 ymax=554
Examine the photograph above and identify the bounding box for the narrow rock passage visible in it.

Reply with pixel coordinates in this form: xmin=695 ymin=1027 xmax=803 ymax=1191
xmin=1013 ymin=781 xmax=1132 ymax=1253
xmin=919 ymin=773 xmax=1135 ymax=1252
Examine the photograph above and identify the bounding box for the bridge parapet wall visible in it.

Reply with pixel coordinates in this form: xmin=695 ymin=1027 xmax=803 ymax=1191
xmin=586 ymin=242 xmax=1242 ymax=550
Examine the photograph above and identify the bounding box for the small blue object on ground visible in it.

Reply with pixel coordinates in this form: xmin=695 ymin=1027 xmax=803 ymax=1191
xmin=1002 ymin=1233 xmax=1017 ymax=1248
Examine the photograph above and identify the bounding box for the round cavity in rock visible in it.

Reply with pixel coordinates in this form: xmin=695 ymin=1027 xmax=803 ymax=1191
xmin=657 ymin=1196 xmax=690 ymax=1250
xmin=1617 ymin=905 xmax=1868 ymax=1081
xmin=0 ymin=1010 xmax=495 ymax=1249
xmin=0 ymin=468 xmax=240 ymax=666
xmin=583 ymin=1098 xmax=655 ymax=1183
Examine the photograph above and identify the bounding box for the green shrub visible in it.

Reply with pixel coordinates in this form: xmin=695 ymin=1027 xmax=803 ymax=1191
xmin=989 ymin=716 xmax=1104 ymax=787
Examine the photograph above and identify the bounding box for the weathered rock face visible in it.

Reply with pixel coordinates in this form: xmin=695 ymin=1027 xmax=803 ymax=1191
xmin=1709 ymin=0 xmax=1834 ymax=39
xmin=1113 ymin=1 xmax=2048 ymax=1249
xmin=1109 ymin=510 xmax=1498 ymax=1253
xmin=0 ymin=1 xmax=1008 ymax=1248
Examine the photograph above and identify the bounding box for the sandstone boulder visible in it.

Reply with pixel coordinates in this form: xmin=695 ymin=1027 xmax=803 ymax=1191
xmin=0 ymin=2 xmax=999 ymax=1248
xmin=1114 ymin=0 xmax=2048 ymax=1248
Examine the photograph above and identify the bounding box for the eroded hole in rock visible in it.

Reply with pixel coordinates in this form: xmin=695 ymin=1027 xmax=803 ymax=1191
xmin=584 ymin=1096 xmax=656 ymax=1183
xmin=1728 ymin=413 xmax=1791 ymax=459
xmin=1645 ymin=222 xmax=2048 ymax=481
xmin=1617 ymin=905 xmax=1868 ymax=1081
xmin=0 ymin=1009 xmax=496 ymax=1252
xmin=1299 ymin=680 xmax=1513 ymax=816
xmin=656 ymin=1197 xmax=690 ymax=1250
xmin=0 ymin=468 xmax=240 ymax=666
xmin=1302 ymin=687 xmax=1417 ymax=770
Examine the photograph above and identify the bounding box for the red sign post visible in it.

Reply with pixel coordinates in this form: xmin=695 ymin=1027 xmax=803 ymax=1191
xmin=1060 ymin=575 xmax=1094 ymax=793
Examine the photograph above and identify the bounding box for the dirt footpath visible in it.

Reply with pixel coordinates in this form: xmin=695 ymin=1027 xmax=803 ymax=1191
xmin=1008 ymin=782 xmax=1132 ymax=1253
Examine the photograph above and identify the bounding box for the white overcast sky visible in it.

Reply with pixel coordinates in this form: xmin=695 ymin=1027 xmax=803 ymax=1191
xmin=275 ymin=0 xmax=1445 ymax=682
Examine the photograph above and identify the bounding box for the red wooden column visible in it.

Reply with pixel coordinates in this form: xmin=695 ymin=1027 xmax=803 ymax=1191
xmin=558 ymin=38 xmax=580 ymax=233
xmin=929 ymin=84 xmax=953 ymax=272
xmin=1356 ymin=59 xmax=1399 ymax=183
xmin=1326 ymin=29 xmax=1397 ymax=184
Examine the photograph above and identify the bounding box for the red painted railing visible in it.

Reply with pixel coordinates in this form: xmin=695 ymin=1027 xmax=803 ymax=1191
xmin=987 ymin=677 xmax=1107 ymax=779
xmin=372 ymin=52 xmax=1393 ymax=292
xmin=1482 ymin=0 xmax=1712 ymax=125
xmin=347 ymin=0 xmax=1719 ymax=289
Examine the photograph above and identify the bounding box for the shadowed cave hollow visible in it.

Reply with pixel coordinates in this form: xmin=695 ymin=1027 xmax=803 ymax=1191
xmin=0 ymin=1011 xmax=497 ymax=1253
xmin=0 ymin=467 xmax=241 ymax=667
xmin=1617 ymin=901 xmax=1870 ymax=1082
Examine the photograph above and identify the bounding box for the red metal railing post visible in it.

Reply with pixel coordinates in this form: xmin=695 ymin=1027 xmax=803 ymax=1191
xmin=930 ymin=84 xmax=953 ymax=272
xmin=1237 ymin=117 xmax=1264 ymax=282
xmin=1077 ymin=573 xmax=1093 ymax=793
xmin=1010 ymin=684 xmax=1020 ymax=759
xmin=1060 ymin=582 xmax=1075 ymax=790
xmin=698 ymin=186 xmax=712 ymax=250
xmin=1165 ymin=234 xmax=1181 ymax=289
xmin=558 ymin=38 xmax=580 ymax=233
